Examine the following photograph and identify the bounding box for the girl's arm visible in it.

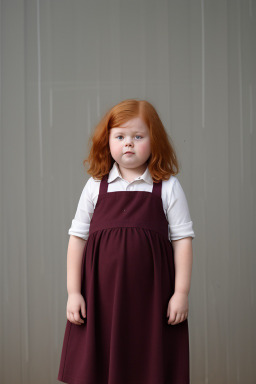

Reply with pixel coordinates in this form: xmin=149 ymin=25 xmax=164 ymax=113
xmin=67 ymin=235 xmax=87 ymax=294
xmin=166 ymin=237 xmax=193 ymax=325
xmin=172 ymin=237 xmax=193 ymax=295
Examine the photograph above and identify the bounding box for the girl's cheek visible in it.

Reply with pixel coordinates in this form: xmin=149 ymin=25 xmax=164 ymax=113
xmin=110 ymin=145 xmax=122 ymax=157
xmin=138 ymin=142 xmax=151 ymax=154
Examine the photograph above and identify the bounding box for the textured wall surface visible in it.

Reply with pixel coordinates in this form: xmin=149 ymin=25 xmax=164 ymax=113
xmin=0 ymin=0 xmax=255 ymax=383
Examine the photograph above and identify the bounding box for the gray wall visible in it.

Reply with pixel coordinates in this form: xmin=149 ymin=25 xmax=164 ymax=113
xmin=1 ymin=0 xmax=255 ymax=383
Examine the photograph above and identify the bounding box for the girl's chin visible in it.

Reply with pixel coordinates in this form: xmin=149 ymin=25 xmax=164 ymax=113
xmin=118 ymin=162 xmax=147 ymax=170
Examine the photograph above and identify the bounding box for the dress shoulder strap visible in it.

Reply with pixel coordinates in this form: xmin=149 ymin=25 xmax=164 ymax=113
xmin=152 ymin=180 xmax=162 ymax=197
xmin=99 ymin=174 xmax=109 ymax=196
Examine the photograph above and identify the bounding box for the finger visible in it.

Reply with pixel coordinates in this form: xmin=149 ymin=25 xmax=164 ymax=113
xmin=81 ymin=301 xmax=86 ymax=318
xmin=68 ymin=312 xmax=74 ymax=324
xmin=168 ymin=311 xmax=177 ymax=325
xmin=182 ymin=312 xmax=188 ymax=321
xmin=67 ymin=311 xmax=74 ymax=324
xmin=172 ymin=313 xmax=181 ymax=325
xmin=74 ymin=311 xmax=84 ymax=324
xmin=75 ymin=311 xmax=84 ymax=324
xmin=70 ymin=312 xmax=76 ymax=324
xmin=70 ymin=312 xmax=81 ymax=325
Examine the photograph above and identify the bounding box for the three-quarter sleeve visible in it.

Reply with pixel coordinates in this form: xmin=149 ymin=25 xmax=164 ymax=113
xmin=68 ymin=178 xmax=95 ymax=240
xmin=167 ymin=178 xmax=195 ymax=241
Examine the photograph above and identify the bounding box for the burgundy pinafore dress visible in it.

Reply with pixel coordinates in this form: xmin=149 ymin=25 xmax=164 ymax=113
xmin=58 ymin=174 xmax=190 ymax=384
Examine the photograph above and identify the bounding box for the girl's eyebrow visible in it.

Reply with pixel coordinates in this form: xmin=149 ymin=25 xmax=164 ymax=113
xmin=112 ymin=130 xmax=145 ymax=134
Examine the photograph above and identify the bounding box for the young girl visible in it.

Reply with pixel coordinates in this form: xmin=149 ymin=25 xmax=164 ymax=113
xmin=58 ymin=99 xmax=195 ymax=384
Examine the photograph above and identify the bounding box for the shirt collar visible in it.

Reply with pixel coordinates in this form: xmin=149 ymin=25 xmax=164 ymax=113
xmin=108 ymin=161 xmax=153 ymax=185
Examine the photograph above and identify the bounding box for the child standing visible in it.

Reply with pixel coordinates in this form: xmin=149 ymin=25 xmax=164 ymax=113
xmin=58 ymin=99 xmax=195 ymax=384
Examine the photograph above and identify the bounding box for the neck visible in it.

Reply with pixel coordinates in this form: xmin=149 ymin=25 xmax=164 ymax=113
xmin=117 ymin=163 xmax=147 ymax=183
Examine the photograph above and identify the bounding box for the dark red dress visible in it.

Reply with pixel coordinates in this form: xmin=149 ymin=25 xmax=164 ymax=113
xmin=58 ymin=174 xmax=190 ymax=384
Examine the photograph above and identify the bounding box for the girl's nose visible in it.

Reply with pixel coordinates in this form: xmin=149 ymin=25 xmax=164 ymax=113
xmin=124 ymin=137 xmax=133 ymax=146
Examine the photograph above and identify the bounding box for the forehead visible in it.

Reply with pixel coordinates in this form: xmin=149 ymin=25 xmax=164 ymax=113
xmin=110 ymin=117 xmax=149 ymax=132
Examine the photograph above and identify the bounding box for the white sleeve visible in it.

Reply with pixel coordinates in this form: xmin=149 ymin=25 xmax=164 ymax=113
xmin=68 ymin=178 xmax=95 ymax=240
xmin=167 ymin=178 xmax=195 ymax=241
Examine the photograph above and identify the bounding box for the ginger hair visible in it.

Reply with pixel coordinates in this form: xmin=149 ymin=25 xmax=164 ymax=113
xmin=83 ymin=99 xmax=180 ymax=182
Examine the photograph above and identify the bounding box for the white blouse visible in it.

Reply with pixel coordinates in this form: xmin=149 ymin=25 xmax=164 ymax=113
xmin=68 ymin=162 xmax=195 ymax=242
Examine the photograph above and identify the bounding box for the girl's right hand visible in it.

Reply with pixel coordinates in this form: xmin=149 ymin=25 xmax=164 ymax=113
xmin=66 ymin=292 xmax=86 ymax=325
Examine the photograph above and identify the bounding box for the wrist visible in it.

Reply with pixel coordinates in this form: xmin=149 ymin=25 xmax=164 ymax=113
xmin=174 ymin=289 xmax=189 ymax=296
xmin=67 ymin=290 xmax=81 ymax=296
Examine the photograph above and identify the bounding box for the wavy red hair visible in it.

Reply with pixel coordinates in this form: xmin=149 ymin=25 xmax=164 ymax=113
xmin=83 ymin=99 xmax=180 ymax=182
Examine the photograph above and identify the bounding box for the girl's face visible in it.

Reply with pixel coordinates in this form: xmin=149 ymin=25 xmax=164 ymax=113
xmin=109 ymin=117 xmax=151 ymax=174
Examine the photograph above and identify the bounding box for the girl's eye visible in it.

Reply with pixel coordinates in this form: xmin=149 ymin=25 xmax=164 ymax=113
xmin=115 ymin=135 xmax=143 ymax=140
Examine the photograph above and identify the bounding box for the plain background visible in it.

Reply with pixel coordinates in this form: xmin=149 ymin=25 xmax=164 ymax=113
xmin=0 ymin=0 xmax=255 ymax=383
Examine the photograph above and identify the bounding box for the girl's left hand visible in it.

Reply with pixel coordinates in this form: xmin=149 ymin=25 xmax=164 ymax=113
xmin=166 ymin=292 xmax=189 ymax=325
